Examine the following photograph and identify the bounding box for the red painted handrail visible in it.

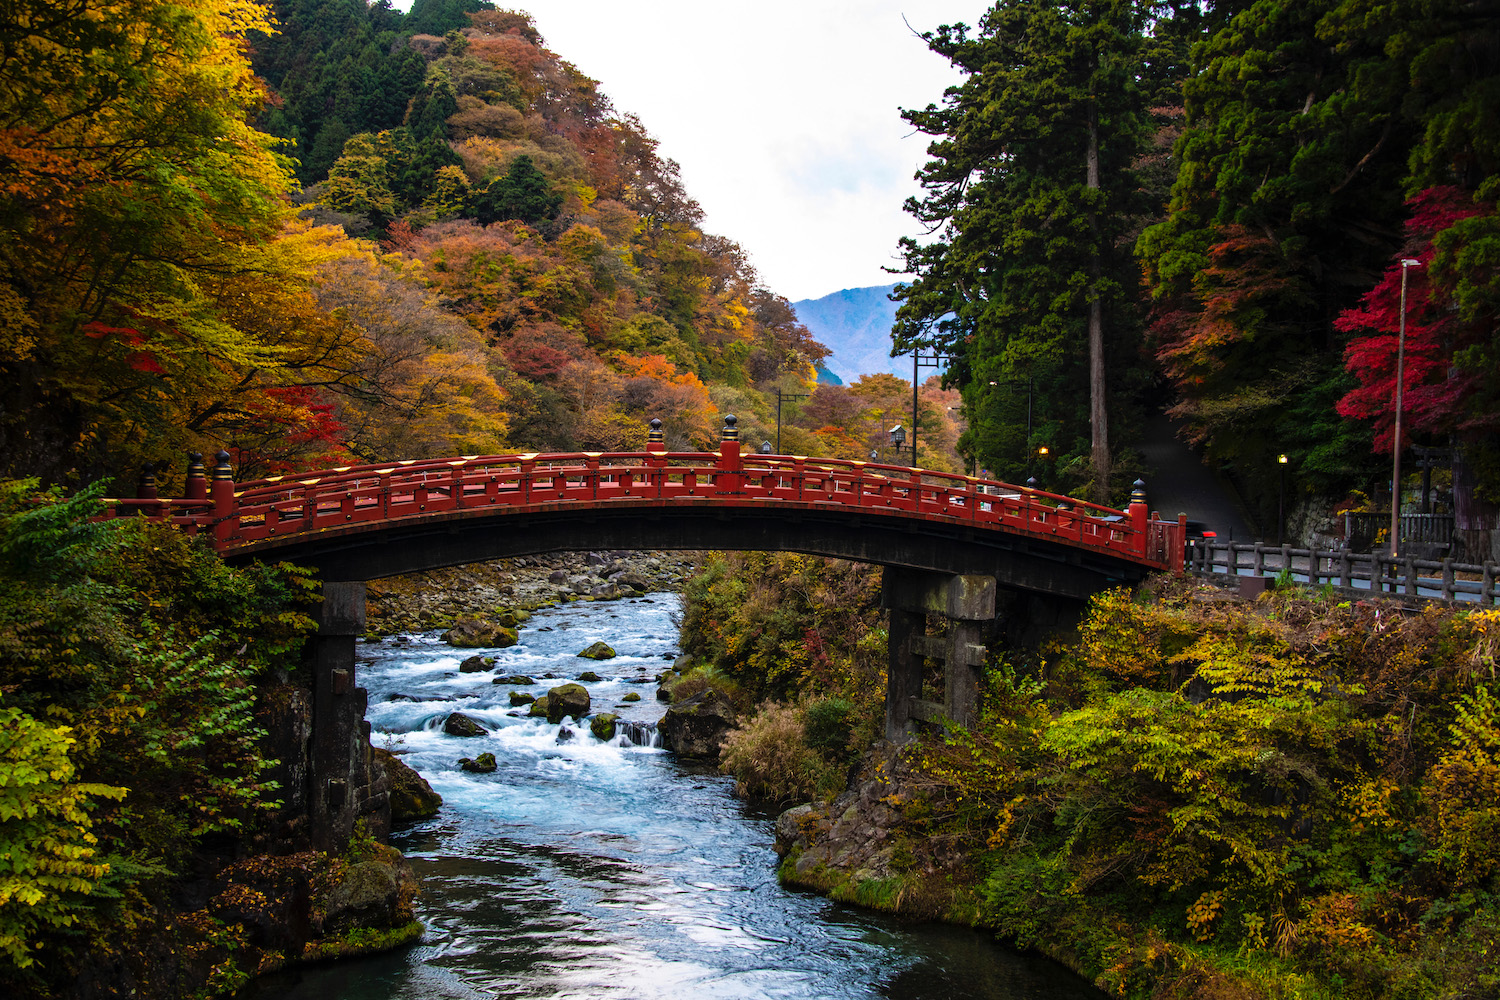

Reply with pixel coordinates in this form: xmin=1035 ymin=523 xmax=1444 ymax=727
xmin=99 ymin=445 xmax=1184 ymax=573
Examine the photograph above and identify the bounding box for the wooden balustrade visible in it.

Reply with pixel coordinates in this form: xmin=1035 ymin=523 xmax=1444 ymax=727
xmin=1186 ymin=538 xmax=1500 ymax=605
xmin=95 ymin=420 xmax=1184 ymax=574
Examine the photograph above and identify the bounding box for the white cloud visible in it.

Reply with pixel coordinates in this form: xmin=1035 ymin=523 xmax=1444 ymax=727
xmin=440 ymin=2 xmax=994 ymax=300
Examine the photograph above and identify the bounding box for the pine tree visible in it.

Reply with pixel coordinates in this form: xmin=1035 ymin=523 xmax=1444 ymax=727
xmin=893 ymin=0 xmax=1154 ymax=500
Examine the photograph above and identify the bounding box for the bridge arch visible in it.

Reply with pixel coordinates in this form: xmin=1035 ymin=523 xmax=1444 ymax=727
xmin=102 ymin=421 xmax=1185 ymax=849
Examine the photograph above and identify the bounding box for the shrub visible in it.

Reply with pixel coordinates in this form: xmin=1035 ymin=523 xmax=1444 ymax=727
xmin=719 ymin=703 xmax=840 ymax=805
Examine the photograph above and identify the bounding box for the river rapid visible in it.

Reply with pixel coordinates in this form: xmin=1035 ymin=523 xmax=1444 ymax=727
xmin=240 ymin=594 xmax=1100 ymax=1000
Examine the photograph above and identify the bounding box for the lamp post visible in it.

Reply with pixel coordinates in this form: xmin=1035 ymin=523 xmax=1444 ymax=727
xmin=889 ymin=424 xmax=906 ymax=462
xmin=760 ymin=440 xmax=772 ymax=456
xmin=1278 ymin=453 xmax=1289 ymax=546
xmin=1390 ymin=257 xmax=1421 ymax=559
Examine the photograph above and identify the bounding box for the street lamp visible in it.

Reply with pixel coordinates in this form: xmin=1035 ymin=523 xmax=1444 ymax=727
xmin=1278 ymin=453 xmax=1289 ymax=546
xmin=889 ymin=424 xmax=906 ymax=460
xmin=1390 ymin=257 xmax=1422 ymax=559
xmin=760 ymin=440 xmax=772 ymax=455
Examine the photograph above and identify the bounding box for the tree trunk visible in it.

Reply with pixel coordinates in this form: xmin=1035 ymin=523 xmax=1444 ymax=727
xmin=1086 ymin=100 xmax=1110 ymax=503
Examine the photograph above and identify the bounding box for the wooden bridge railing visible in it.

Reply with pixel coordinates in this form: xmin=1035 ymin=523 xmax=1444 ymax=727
xmin=98 ymin=417 xmax=1185 ymax=573
xmin=1186 ymin=538 xmax=1500 ymax=605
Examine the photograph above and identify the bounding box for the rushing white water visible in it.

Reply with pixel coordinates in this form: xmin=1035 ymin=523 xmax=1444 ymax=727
xmin=238 ymin=594 xmax=1101 ymax=1000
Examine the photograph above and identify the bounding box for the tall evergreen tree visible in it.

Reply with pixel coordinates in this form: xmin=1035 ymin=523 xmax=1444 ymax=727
xmin=893 ymin=0 xmax=1155 ymax=500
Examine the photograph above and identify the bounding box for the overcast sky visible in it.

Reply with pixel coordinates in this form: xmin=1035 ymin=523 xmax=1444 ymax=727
xmin=466 ymin=2 xmax=995 ymax=302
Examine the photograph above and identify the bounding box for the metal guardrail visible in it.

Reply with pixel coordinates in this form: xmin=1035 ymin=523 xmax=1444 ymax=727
xmin=1186 ymin=539 xmax=1499 ymax=605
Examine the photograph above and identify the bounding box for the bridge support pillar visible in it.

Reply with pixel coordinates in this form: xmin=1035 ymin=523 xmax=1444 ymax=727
xmin=881 ymin=570 xmax=996 ymax=742
xmin=308 ymin=581 xmax=388 ymax=850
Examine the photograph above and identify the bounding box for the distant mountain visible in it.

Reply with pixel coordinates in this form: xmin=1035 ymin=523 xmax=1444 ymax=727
xmin=793 ymin=285 xmax=907 ymax=383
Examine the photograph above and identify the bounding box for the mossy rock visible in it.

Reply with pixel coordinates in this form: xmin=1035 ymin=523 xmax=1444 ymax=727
xmin=528 ymin=696 xmax=549 ymax=717
xmin=459 ymin=655 xmax=494 ymax=673
xmin=442 ymin=619 xmax=519 ymax=649
xmin=442 ymin=712 xmax=488 ymax=737
xmin=577 ymin=641 xmax=617 ymax=660
xmin=578 ymin=670 xmax=603 ymax=682
xmin=372 ymin=748 xmax=441 ymax=823
xmin=458 ymin=752 xmax=497 ymax=773
xmin=509 ymin=690 xmax=536 ymax=707
xmin=590 ymin=713 xmax=619 ymax=741
xmin=546 ymin=683 xmax=591 ymax=724
xmin=491 ymin=674 xmax=535 ymax=685
xmin=621 ymin=691 xmax=642 ymax=702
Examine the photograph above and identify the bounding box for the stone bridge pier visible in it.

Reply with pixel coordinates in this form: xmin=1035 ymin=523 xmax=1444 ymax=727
xmin=882 ymin=568 xmax=1084 ymax=741
xmin=307 ymin=581 xmax=388 ymax=850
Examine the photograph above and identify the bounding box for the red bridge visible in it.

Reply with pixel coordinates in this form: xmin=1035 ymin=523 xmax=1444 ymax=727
xmin=101 ymin=418 xmax=1183 ymax=599
xmin=98 ymin=416 xmax=1187 ymax=843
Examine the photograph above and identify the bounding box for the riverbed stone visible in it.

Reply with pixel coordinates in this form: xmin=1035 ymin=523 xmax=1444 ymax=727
xmin=509 ymin=691 xmax=536 ymax=706
xmin=578 ymin=641 xmax=617 ymax=660
xmin=321 ymin=857 xmax=417 ymax=935
xmin=372 ymin=748 xmax=442 ymax=823
xmin=528 ymin=696 xmax=549 ymax=718
xmin=660 ymin=689 xmax=739 ymax=758
xmin=578 ymin=670 xmax=603 ymax=682
xmin=590 ymin=713 xmax=619 ymax=741
xmin=622 ymin=692 xmax=641 ymax=702
xmin=615 ymin=571 xmax=650 ymax=593
xmin=546 ymin=683 xmax=591 ymax=723
xmin=442 ymin=712 xmax=488 ymax=737
xmin=442 ymin=618 xmax=519 ymax=649
xmin=458 ymin=752 xmax=497 ymax=773
xmin=459 ymin=655 xmax=494 ymax=673
xmin=491 ymin=674 xmax=535 ymax=685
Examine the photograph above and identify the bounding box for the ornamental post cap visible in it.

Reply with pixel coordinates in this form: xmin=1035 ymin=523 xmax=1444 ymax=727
xmin=721 ymin=414 xmax=739 ymax=441
xmin=648 ymin=417 xmax=663 ymax=437
xmin=1131 ymin=478 xmax=1147 ymax=504
xmin=1026 ymin=477 xmax=1037 ymax=491
xmin=212 ymin=450 xmax=233 ymax=480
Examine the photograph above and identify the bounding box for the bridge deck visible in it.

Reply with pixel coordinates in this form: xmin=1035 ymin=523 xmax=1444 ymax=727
xmin=100 ymin=446 xmax=1184 ymax=591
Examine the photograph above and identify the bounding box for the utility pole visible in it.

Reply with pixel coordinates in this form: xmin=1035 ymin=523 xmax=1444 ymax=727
xmin=775 ymin=390 xmax=808 ymax=455
xmin=910 ymin=350 xmax=950 ymax=465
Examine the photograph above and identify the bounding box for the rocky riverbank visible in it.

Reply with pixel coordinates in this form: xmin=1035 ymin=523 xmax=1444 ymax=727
xmin=364 ymin=550 xmax=700 ymax=636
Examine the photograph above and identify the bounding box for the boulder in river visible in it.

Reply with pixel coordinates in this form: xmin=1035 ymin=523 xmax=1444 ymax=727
xmin=372 ymin=747 xmax=442 ymax=823
xmin=590 ymin=713 xmax=619 ymax=741
xmin=578 ymin=670 xmax=603 ymax=682
xmin=491 ymin=674 xmax=535 ymax=685
xmin=459 ymin=655 xmax=494 ymax=673
xmin=443 ymin=711 xmax=488 ymax=737
xmin=545 ymin=683 xmax=591 ymax=723
xmin=458 ymin=752 xmax=497 ymax=773
xmin=528 ymin=696 xmax=549 ymax=718
xmin=442 ymin=618 xmax=519 ymax=649
xmin=660 ymin=689 xmax=739 ymax=759
xmin=577 ymin=641 xmax=616 ymax=660
xmin=509 ymin=690 xmax=536 ymax=707
xmin=621 ymin=692 xmax=642 ymax=702
xmin=615 ymin=571 xmax=650 ymax=593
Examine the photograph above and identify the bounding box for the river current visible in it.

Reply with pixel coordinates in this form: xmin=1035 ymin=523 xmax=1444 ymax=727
xmin=241 ymin=594 xmax=1099 ymax=1000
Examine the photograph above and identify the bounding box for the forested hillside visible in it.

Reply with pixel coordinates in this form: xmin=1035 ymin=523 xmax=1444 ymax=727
xmin=1 ymin=0 xmax=977 ymax=493
xmin=895 ymin=0 xmax=1500 ymax=547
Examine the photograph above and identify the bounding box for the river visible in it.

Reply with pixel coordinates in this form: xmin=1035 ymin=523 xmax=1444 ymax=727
xmin=239 ymin=594 xmax=1100 ymax=1000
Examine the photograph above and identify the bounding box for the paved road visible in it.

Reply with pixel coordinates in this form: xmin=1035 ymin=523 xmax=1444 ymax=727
xmin=1136 ymin=413 xmax=1257 ymax=543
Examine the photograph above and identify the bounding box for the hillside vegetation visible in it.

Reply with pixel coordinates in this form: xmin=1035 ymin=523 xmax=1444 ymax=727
xmin=1 ymin=0 xmax=975 ymax=490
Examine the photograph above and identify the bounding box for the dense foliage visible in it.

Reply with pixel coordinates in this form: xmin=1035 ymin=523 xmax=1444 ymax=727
xmin=5 ymin=0 xmax=956 ymax=494
xmin=900 ymin=582 xmax=1500 ymax=998
xmin=680 ymin=552 xmax=888 ymax=802
xmin=0 ymin=481 xmax=315 ymax=990
xmin=899 ymin=0 xmax=1500 ymax=527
